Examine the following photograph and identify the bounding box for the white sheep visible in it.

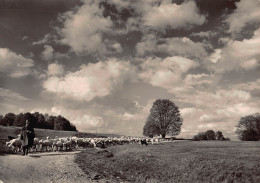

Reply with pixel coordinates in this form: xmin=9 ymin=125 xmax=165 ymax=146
xmin=6 ymin=137 xmax=22 ymax=153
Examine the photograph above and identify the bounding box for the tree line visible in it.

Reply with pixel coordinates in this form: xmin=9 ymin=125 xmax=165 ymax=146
xmin=193 ymin=130 xmax=230 ymax=141
xmin=0 ymin=112 xmax=77 ymax=131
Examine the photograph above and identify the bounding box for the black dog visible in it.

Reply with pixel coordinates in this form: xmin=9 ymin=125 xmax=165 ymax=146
xmin=141 ymin=139 xmax=148 ymax=146
xmin=8 ymin=136 xmax=15 ymax=140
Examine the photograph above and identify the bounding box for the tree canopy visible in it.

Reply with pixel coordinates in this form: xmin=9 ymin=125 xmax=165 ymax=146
xmin=235 ymin=113 xmax=260 ymax=141
xmin=193 ymin=130 xmax=229 ymax=141
xmin=0 ymin=112 xmax=77 ymax=131
xmin=143 ymin=99 xmax=183 ymax=138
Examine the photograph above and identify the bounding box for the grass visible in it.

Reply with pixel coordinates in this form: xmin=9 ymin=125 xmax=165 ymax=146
xmin=75 ymin=141 xmax=260 ymax=183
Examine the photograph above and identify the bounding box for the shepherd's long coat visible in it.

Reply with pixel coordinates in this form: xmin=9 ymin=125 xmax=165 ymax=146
xmin=20 ymin=125 xmax=35 ymax=147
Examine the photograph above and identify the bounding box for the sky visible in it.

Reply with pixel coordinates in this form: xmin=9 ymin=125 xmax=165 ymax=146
xmin=0 ymin=0 xmax=259 ymax=140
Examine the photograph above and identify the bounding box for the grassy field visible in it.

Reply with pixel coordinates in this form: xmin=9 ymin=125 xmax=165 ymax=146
xmin=75 ymin=141 xmax=260 ymax=183
xmin=0 ymin=125 xmax=120 ymax=154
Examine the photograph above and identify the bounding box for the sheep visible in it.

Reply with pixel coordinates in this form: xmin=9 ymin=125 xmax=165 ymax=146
xmin=39 ymin=137 xmax=53 ymax=151
xmin=62 ymin=137 xmax=73 ymax=151
xmin=30 ymin=138 xmax=40 ymax=152
xmin=6 ymin=138 xmax=22 ymax=153
xmin=53 ymin=140 xmax=63 ymax=151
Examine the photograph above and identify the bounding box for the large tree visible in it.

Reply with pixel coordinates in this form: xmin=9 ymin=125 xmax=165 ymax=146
xmin=235 ymin=113 xmax=260 ymax=141
xmin=205 ymin=130 xmax=216 ymax=140
xmin=216 ymin=131 xmax=224 ymax=140
xmin=143 ymin=99 xmax=183 ymax=138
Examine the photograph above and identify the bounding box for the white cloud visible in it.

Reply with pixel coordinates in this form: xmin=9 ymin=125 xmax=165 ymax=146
xmin=191 ymin=31 xmax=217 ymax=39
xmin=111 ymin=43 xmax=122 ymax=53
xmin=0 ymin=48 xmax=34 ymax=78
xmin=180 ymin=107 xmax=201 ymax=117
xmin=209 ymin=49 xmax=222 ymax=63
xmin=217 ymin=103 xmax=259 ymax=118
xmin=123 ymin=112 xmax=136 ymax=120
xmin=240 ymin=58 xmax=259 ymax=70
xmin=184 ymin=74 xmax=213 ymax=85
xmin=136 ymin=36 xmax=207 ymax=59
xmin=21 ymin=36 xmax=28 ymax=41
xmin=0 ymin=88 xmax=28 ymax=101
xmin=198 ymin=123 xmax=217 ymax=130
xmin=135 ymin=34 xmax=157 ymax=56
xmin=74 ymin=114 xmax=105 ymax=131
xmin=158 ymin=37 xmax=207 ymax=59
xmin=47 ymin=63 xmax=64 ymax=76
xmin=225 ymin=0 xmax=260 ymax=36
xmin=43 ymin=58 xmax=137 ymax=101
xmin=218 ymin=37 xmax=230 ymax=45
xmin=207 ymin=27 xmax=260 ymax=73
xmin=142 ymin=1 xmax=205 ymax=30
xmin=139 ymin=56 xmax=198 ymax=90
xmin=59 ymin=1 xmax=114 ymax=54
xmin=42 ymin=45 xmax=54 ymax=60
xmin=233 ymin=79 xmax=260 ymax=92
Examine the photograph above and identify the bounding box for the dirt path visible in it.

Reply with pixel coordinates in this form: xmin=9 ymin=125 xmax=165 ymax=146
xmin=0 ymin=151 xmax=93 ymax=183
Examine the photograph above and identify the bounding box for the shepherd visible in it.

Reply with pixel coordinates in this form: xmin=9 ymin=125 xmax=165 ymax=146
xmin=20 ymin=120 xmax=35 ymax=155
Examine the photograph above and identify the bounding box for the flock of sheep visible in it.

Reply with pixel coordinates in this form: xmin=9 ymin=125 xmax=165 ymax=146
xmin=5 ymin=135 xmax=161 ymax=154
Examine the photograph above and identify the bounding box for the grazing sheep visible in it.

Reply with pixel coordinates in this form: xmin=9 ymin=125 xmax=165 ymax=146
xmin=31 ymin=138 xmax=40 ymax=152
xmin=6 ymin=138 xmax=22 ymax=153
xmin=63 ymin=138 xmax=73 ymax=150
xmin=39 ymin=137 xmax=53 ymax=151
xmin=53 ymin=140 xmax=63 ymax=151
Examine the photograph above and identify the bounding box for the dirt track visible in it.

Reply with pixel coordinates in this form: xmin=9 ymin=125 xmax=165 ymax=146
xmin=0 ymin=151 xmax=93 ymax=183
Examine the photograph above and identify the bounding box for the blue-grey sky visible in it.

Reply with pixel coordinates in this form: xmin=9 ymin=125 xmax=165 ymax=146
xmin=0 ymin=0 xmax=259 ymax=139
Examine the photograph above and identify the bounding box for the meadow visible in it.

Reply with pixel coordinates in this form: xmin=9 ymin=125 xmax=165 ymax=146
xmin=75 ymin=141 xmax=260 ymax=183
xmin=1 ymin=125 xmax=260 ymax=182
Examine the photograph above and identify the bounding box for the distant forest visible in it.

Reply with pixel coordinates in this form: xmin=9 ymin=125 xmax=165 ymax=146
xmin=0 ymin=112 xmax=77 ymax=131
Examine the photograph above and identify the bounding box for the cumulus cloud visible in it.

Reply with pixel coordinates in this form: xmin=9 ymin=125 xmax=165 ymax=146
xmin=136 ymin=36 xmax=207 ymax=59
xmin=175 ymin=86 xmax=259 ymax=139
xmin=0 ymin=48 xmax=34 ymax=78
xmin=217 ymin=103 xmax=259 ymax=118
xmin=142 ymin=1 xmax=205 ymax=31
xmin=225 ymin=0 xmax=260 ymax=36
xmin=43 ymin=58 xmax=137 ymax=101
xmin=74 ymin=114 xmax=105 ymax=131
xmin=58 ymin=0 xmax=116 ymax=54
xmin=36 ymin=0 xmax=206 ymax=55
xmin=191 ymin=31 xmax=217 ymax=39
xmin=182 ymin=89 xmax=251 ymax=108
xmin=122 ymin=112 xmax=136 ymax=120
xmin=240 ymin=58 xmax=259 ymax=70
xmin=198 ymin=123 xmax=217 ymax=130
xmin=41 ymin=45 xmax=54 ymax=60
xmin=184 ymin=74 xmax=213 ymax=85
xmin=47 ymin=63 xmax=64 ymax=76
xmin=139 ymin=56 xmax=198 ymax=90
xmin=209 ymin=49 xmax=222 ymax=63
xmin=233 ymin=79 xmax=260 ymax=93
xmin=207 ymin=27 xmax=260 ymax=73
